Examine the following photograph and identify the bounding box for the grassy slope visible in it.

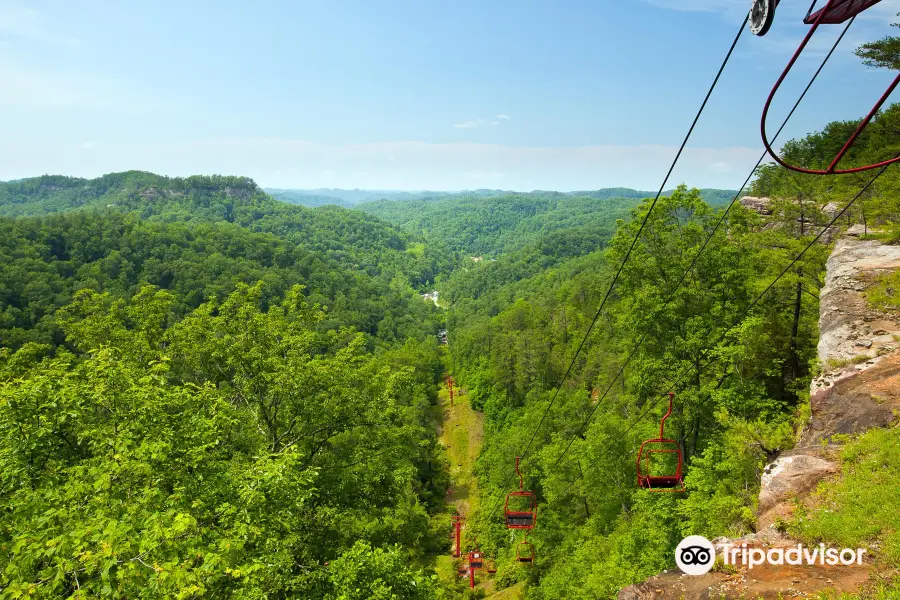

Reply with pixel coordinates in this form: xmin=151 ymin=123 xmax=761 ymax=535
xmin=434 ymin=380 xmax=524 ymax=597
xmin=790 ymin=425 xmax=900 ymax=599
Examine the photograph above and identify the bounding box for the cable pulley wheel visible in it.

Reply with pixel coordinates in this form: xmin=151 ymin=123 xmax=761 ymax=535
xmin=749 ymin=0 xmax=776 ymax=36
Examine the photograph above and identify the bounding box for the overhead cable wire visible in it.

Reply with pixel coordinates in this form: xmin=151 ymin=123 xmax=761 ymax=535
xmin=557 ymin=151 xmax=895 ymax=498
xmin=483 ymin=14 xmax=749 ymax=519
xmin=544 ymin=14 xmax=856 ymax=475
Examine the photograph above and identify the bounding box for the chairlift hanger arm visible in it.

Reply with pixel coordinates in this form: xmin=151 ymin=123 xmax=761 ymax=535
xmin=759 ymin=0 xmax=900 ymax=174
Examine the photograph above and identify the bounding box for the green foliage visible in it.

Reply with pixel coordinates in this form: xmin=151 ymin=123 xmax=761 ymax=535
xmin=3 ymin=93 xmax=900 ymax=598
xmin=0 ymin=171 xmax=455 ymax=287
xmin=0 ymin=211 xmax=441 ymax=350
xmin=790 ymin=426 xmax=900 ymax=568
xmin=327 ymin=541 xmax=437 ymax=600
xmin=855 ymin=12 xmax=900 ymax=70
xmin=0 ymin=284 xmax=446 ymax=598
xmin=866 ymin=271 xmax=900 ymax=311
xmin=446 ymin=180 xmax=835 ymax=597
xmin=359 ymin=193 xmax=641 ymax=258
xmin=265 ymin=189 xmax=355 ymax=208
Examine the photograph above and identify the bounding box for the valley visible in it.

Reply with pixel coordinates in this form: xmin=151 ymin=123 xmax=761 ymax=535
xmin=1 ymin=108 xmax=900 ymax=600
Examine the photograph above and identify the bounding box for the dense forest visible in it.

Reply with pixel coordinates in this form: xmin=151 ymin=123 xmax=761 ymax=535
xmin=357 ymin=189 xmax=736 ymax=258
xmin=1 ymin=103 xmax=899 ymax=598
xmin=441 ymin=104 xmax=900 ymax=598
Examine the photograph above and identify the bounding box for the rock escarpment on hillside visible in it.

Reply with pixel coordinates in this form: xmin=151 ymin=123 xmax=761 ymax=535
xmin=758 ymin=233 xmax=900 ymax=529
xmin=619 ymin=231 xmax=900 ymax=600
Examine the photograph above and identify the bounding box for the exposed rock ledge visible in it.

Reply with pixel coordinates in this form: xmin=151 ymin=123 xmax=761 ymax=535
xmin=759 ymin=236 xmax=900 ymax=529
xmin=619 ymin=235 xmax=900 ymax=599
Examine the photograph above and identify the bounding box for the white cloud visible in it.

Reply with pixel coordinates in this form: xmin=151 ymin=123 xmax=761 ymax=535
xmin=456 ymin=115 xmax=511 ymax=128
xmin=0 ymin=4 xmax=82 ymax=47
xmin=0 ymin=136 xmax=767 ymax=192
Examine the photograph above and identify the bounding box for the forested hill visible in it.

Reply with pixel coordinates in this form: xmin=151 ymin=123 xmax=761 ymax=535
xmin=357 ymin=193 xmax=638 ymax=258
xmin=356 ymin=189 xmax=738 ymax=258
xmin=0 ymin=171 xmax=455 ymax=285
xmin=265 ymin=187 xmax=739 ymax=209
xmin=0 ymin=172 xmax=458 ymax=353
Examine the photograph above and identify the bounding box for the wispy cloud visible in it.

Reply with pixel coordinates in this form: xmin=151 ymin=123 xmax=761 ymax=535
xmin=454 ymin=115 xmax=511 ymax=128
xmin=0 ymin=136 xmax=766 ymax=192
xmin=0 ymin=4 xmax=82 ymax=47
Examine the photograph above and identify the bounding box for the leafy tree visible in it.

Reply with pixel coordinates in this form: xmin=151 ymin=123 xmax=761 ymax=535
xmin=0 ymin=284 xmax=446 ymax=598
xmin=856 ymin=13 xmax=900 ymax=70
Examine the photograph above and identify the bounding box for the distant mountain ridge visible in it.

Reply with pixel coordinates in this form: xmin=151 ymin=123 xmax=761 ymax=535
xmin=265 ymin=186 xmax=740 ymax=207
xmin=264 ymin=188 xmax=503 ymax=207
xmin=0 ymin=170 xmax=457 ymax=286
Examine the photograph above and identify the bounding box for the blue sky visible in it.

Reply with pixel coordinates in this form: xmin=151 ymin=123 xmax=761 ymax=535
xmin=1 ymin=0 xmax=898 ymax=190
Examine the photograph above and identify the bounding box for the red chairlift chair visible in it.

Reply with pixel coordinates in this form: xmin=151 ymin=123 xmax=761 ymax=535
xmin=486 ymin=558 xmax=497 ymax=574
xmin=751 ymin=0 xmax=900 ymax=174
xmin=468 ymin=550 xmax=484 ymax=570
xmin=636 ymin=392 xmax=686 ymax=493
xmin=504 ymin=456 xmax=538 ymax=529
xmin=516 ymin=535 xmax=535 ymax=564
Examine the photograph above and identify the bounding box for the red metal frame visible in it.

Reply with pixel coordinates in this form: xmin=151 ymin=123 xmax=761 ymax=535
xmin=804 ymin=0 xmax=882 ymax=24
xmin=504 ymin=456 xmax=537 ymax=529
xmin=516 ymin=534 xmax=535 ymax=563
xmin=468 ymin=550 xmax=484 ymax=569
xmin=452 ymin=515 xmax=462 ymax=558
xmin=636 ymin=392 xmax=685 ymax=493
xmin=762 ymin=0 xmax=900 ymax=174
xmin=467 ymin=550 xmax=484 ymax=589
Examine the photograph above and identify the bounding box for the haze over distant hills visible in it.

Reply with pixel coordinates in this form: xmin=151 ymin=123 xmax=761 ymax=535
xmin=263 ymin=188 xmax=509 ymax=207
xmin=265 ymin=187 xmax=740 ymax=208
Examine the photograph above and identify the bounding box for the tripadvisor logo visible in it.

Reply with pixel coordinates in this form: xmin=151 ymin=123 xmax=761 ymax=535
xmin=676 ymin=535 xmax=868 ymax=576
xmin=675 ymin=535 xmax=716 ymax=575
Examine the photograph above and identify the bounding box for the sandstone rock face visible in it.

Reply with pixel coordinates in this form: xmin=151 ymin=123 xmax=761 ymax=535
xmin=618 ymin=235 xmax=900 ymax=599
xmin=757 ymin=449 xmax=838 ymax=529
xmin=740 ymin=196 xmax=772 ymax=215
xmin=756 ymin=237 xmax=900 ymax=531
xmin=815 ymin=238 xmax=900 ymax=365
xmin=803 ymin=354 xmax=900 ymax=447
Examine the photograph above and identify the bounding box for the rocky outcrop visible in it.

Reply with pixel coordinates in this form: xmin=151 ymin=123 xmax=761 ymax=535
xmin=757 ymin=449 xmax=838 ymax=528
xmin=740 ymin=196 xmax=772 ymax=215
xmin=619 ymin=233 xmax=900 ymax=599
xmin=758 ymin=235 xmax=900 ymax=529
xmin=739 ymin=196 xmax=842 ymax=241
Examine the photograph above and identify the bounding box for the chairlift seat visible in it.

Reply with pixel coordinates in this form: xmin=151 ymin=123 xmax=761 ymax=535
xmin=804 ymin=0 xmax=882 ymax=24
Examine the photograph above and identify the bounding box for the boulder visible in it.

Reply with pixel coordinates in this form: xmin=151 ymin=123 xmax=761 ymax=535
xmin=757 ymin=450 xmax=838 ymax=529
xmin=740 ymin=196 xmax=772 ymax=215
